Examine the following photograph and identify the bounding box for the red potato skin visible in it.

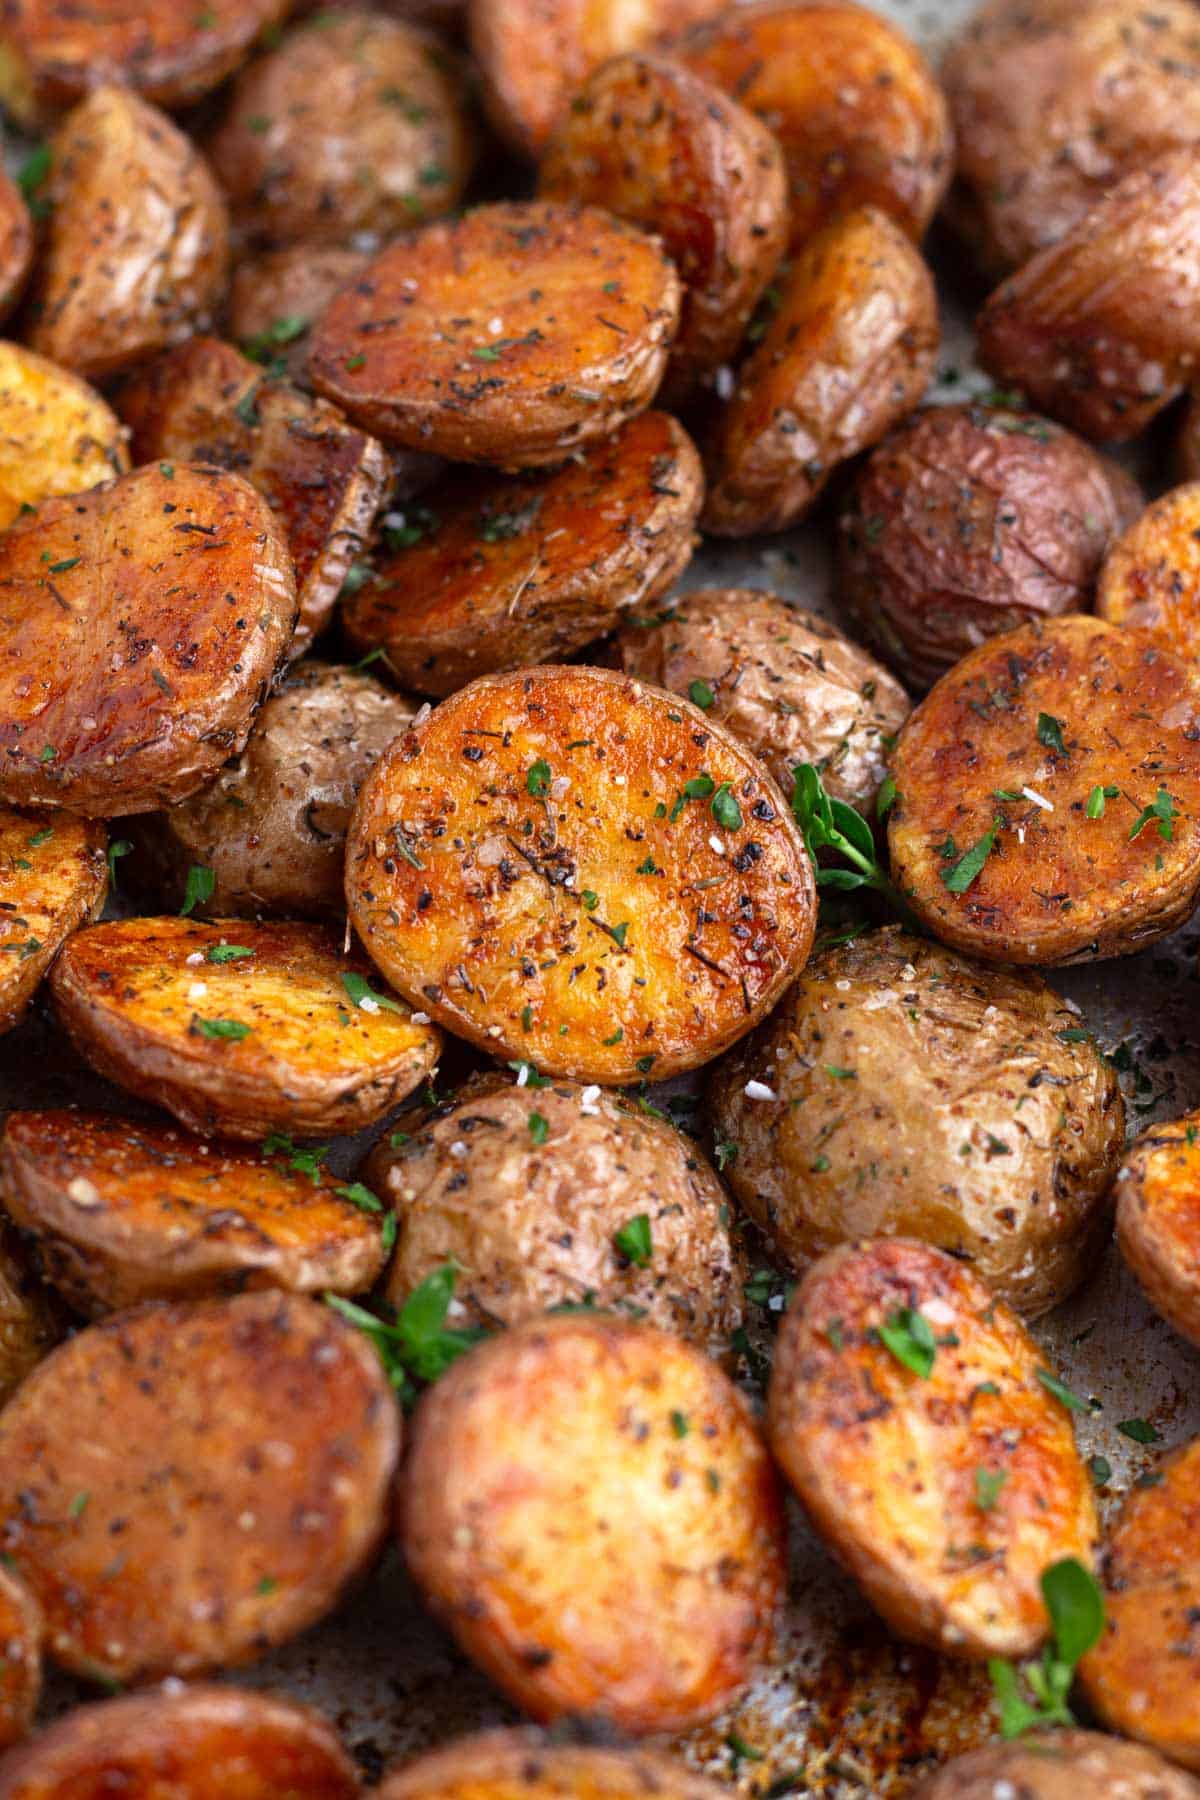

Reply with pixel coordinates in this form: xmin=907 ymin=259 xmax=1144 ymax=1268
xmin=1096 ymin=482 xmax=1200 ymax=664
xmin=911 ymin=1729 xmax=1200 ymax=1800
xmin=375 ymin=1733 xmax=736 ymax=1800
xmin=1115 ymin=1111 xmax=1200 ymax=1351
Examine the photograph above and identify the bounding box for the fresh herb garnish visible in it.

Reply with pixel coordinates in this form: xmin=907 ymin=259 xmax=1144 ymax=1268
xmin=340 ymin=970 xmax=404 ymax=1014
xmin=1116 ymin=1417 xmax=1160 ymax=1444
xmin=327 ymin=1265 xmax=485 ymax=1405
xmin=180 ymin=864 xmax=215 ymax=916
xmin=1037 ymin=713 xmax=1067 ymax=754
xmin=206 ymin=944 xmax=254 ymax=963
xmin=1036 ymin=1368 xmax=1093 ymax=1413
xmin=526 ymin=758 xmax=552 ymax=798
xmin=613 ymin=1213 xmax=652 ymax=1267
xmin=711 ymin=783 xmax=742 ymax=831
xmin=790 ymin=762 xmax=912 ymax=915
xmin=1087 ymin=784 xmax=1119 ymax=819
xmin=192 ymin=1017 xmax=251 ymax=1041
xmin=689 ymin=679 xmax=714 ymax=710
xmin=988 ymin=1559 xmax=1105 ymax=1736
xmin=528 ymin=1111 xmax=549 ymax=1145
xmin=942 ymin=826 xmax=997 ymax=894
xmin=106 ymin=839 xmax=131 ymax=886
xmin=975 ymin=1467 xmax=1008 ymax=1511
xmin=1128 ymin=788 xmax=1179 ymax=843
xmin=878 ymin=1306 xmax=937 ymax=1379
xmin=670 ymin=773 xmax=715 ymax=822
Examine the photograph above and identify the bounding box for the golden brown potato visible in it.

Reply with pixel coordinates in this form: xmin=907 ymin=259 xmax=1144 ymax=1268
xmin=538 ymin=53 xmax=788 ymax=395
xmin=708 ymin=926 xmax=1124 ymax=1317
xmin=50 ymin=917 xmax=442 ymax=1142
xmin=976 ymin=148 xmax=1200 ymax=443
xmin=341 ymin=412 xmax=703 ymax=697
xmin=1115 ymin=1109 xmax=1200 ymax=1351
xmin=675 ymin=0 xmax=953 ymax=247
xmin=768 ymin=1237 xmax=1098 ymax=1659
xmin=366 ymin=1071 xmax=742 ymax=1352
xmin=227 ymin=245 xmax=369 ymax=381
xmin=307 ymin=202 xmax=682 ymax=468
xmin=837 ymin=402 xmax=1145 ymax=690
xmin=377 ymin=1732 xmax=734 ymax=1800
xmin=1097 ymin=482 xmax=1200 ymax=663
xmin=888 ymin=615 xmax=1200 ymax=965
xmin=401 ymin=1312 xmax=786 ymax=1732
xmin=0 ymin=1219 xmax=65 ymax=1408
xmin=0 ymin=1108 xmax=389 ymax=1316
xmin=0 ymin=1566 xmax=40 ymax=1753
xmin=0 ymin=342 xmax=129 ymax=533
xmin=0 ymin=1289 xmax=399 ymax=1684
xmin=617 ymin=589 xmax=909 ymax=813
xmin=346 ymin=664 xmax=816 ymax=1084
xmin=118 ymin=337 xmax=388 ymax=656
xmin=702 ymin=206 xmax=938 ymax=537
xmin=910 ymin=1731 xmax=1200 ymax=1800
xmin=0 ymin=1686 xmax=358 ymax=1800
xmin=0 ymin=463 xmax=295 ymax=817
xmin=0 ymin=808 xmax=107 ymax=1036
xmin=26 ymin=87 xmax=230 ymax=382
xmin=0 ymin=172 xmax=31 ymax=326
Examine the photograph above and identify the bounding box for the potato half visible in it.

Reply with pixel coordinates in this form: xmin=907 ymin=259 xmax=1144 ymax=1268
xmin=911 ymin=1730 xmax=1200 ymax=1800
xmin=0 ymin=174 xmax=31 ymax=326
xmin=226 ymin=245 xmax=369 ymax=387
xmin=0 ymin=1566 xmax=39 ymax=1753
xmin=0 ymin=342 xmax=129 ymax=532
xmin=377 ymin=1732 xmax=734 ymax=1800
xmin=0 ymin=808 xmax=107 ymax=1036
xmin=1097 ymin=482 xmax=1200 ymax=664
xmin=1116 ymin=1109 xmax=1200 ymax=1351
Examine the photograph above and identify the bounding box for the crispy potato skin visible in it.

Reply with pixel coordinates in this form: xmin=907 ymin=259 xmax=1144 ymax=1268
xmin=768 ymin=1237 xmax=1098 ymax=1659
xmin=702 ymin=207 xmax=938 ymax=537
xmin=618 ymin=588 xmax=909 ymax=812
xmin=1097 ymin=482 xmax=1200 ymax=662
xmin=377 ymin=1732 xmax=734 ymax=1800
xmin=1115 ymin=1110 xmax=1200 ymax=1351
xmin=910 ymin=1729 xmax=1200 ymax=1800
xmin=539 ymin=53 xmax=788 ymax=395
xmin=675 ymin=0 xmax=953 ymax=247
xmin=0 ymin=1290 xmax=400 ymax=1684
xmin=0 ymin=174 xmax=30 ymax=326
xmin=27 ymin=88 xmax=230 ymax=383
xmin=0 ymin=1566 xmax=39 ymax=1753
xmin=342 ymin=412 xmax=703 ymax=697
xmin=976 ymin=149 xmax=1200 ymax=442
xmin=0 ymin=1219 xmax=64 ymax=1408
xmin=837 ymin=403 xmax=1145 ymax=689
xmin=307 ymin=202 xmax=682 ymax=468
xmin=0 ymin=464 xmax=296 ymax=818
xmin=401 ymin=1313 xmax=786 ymax=1732
xmin=346 ymin=665 xmax=816 ymax=1084
xmin=708 ymin=927 xmax=1124 ymax=1316
xmin=0 ymin=1108 xmax=387 ymax=1315
xmin=118 ymin=337 xmax=388 ymax=657
xmin=0 ymin=343 xmax=129 ymax=532
xmin=888 ymin=615 xmax=1200 ymax=964
xmin=0 ymin=1686 xmax=359 ymax=1800
xmin=0 ymin=808 xmax=107 ymax=1036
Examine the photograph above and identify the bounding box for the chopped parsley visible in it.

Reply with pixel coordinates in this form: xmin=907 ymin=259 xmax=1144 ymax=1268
xmin=179 ymin=864 xmax=215 ymax=916
xmin=1036 ymin=713 xmax=1067 ymax=754
xmin=878 ymin=1306 xmax=936 ymax=1379
xmin=192 ymin=1017 xmax=251 ymax=1041
xmin=527 ymin=1111 xmax=549 ymax=1145
xmin=613 ymin=1213 xmax=652 ymax=1267
xmin=1128 ymin=788 xmax=1179 ymax=842
xmin=340 ymin=970 xmax=405 ymax=1014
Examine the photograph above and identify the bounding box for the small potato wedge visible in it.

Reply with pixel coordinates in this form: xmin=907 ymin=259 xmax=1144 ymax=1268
xmin=342 ymin=412 xmax=703 ymax=697
xmin=26 ymin=87 xmax=229 ymax=382
xmin=0 ymin=1289 xmax=399 ymax=1683
xmin=618 ymin=588 xmax=910 ymax=813
xmin=401 ymin=1312 xmax=786 ymax=1732
xmin=0 ymin=1218 xmax=65 ymax=1407
xmin=377 ymin=1732 xmax=734 ymax=1800
xmin=538 ymin=53 xmax=788 ymax=395
xmin=1097 ymin=482 xmax=1200 ymax=663
xmin=0 ymin=1686 xmax=358 ymax=1800
xmin=307 ymin=202 xmax=682 ymax=468
xmin=702 ymin=207 xmax=938 ymax=537
xmin=118 ymin=337 xmax=388 ymax=656
xmin=346 ymin=664 xmax=816 ymax=1085
xmin=0 ymin=463 xmax=296 ymax=817
xmin=0 ymin=342 xmax=129 ymax=532
xmin=0 ymin=1566 xmax=39 ymax=1752
xmin=0 ymin=809 xmax=107 ymax=1036
xmin=0 ymin=1108 xmax=388 ymax=1315
xmin=0 ymin=172 xmax=31 ymax=325
xmin=1116 ymin=1109 xmax=1200 ymax=1350
xmin=910 ymin=1730 xmax=1200 ymax=1800
xmin=50 ymin=917 xmax=442 ymax=1141
xmin=768 ymin=1237 xmax=1098 ymax=1659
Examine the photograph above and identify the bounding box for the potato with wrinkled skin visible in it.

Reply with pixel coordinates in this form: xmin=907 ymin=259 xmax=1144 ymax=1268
xmin=342 ymin=413 xmax=703 ymax=697
xmin=50 ymin=918 xmax=442 ymax=1141
xmin=0 ymin=344 xmax=129 ymax=533
xmin=0 ymin=1109 xmax=388 ymax=1316
xmin=346 ymin=665 xmax=816 ymax=1085
xmin=0 ymin=1566 xmax=40 ymax=1753
xmin=768 ymin=1237 xmax=1098 ymax=1659
xmin=538 ymin=54 xmax=788 ymax=396
xmin=377 ymin=1733 xmax=734 ymax=1800
xmin=889 ymin=616 xmax=1200 ymax=965
xmin=837 ymin=403 xmax=1144 ymax=690
xmin=308 ymin=202 xmax=682 ymax=468
xmin=0 ymin=1289 xmax=399 ymax=1684
xmin=910 ymin=1730 xmax=1200 ymax=1800
xmin=401 ymin=1312 xmax=786 ymax=1732
xmin=618 ymin=589 xmax=909 ymax=813
xmin=0 ymin=809 xmax=107 ymax=1036
xmin=702 ymin=207 xmax=938 ymax=537
xmin=0 ymin=174 xmax=31 ymax=326
xmin=1115 ymin=1109 xmax=1200 ymax=1351
xmin=0 ymin=1219 xmax=64 ymax=1408
xmin=26 ymin=88 xmax=229 ymax=383
xmin=1097 ymin=483 xmax=1200 ymax=663
xmin=0 ymin=464 xmax=296 ymax=818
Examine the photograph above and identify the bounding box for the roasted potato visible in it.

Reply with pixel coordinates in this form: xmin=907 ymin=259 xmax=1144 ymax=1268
xmin=0 ymin=1566 xmax=39 ymax=1753
xmin=0 ymin=1289 xmax=399 ymax=1683
xmin=702 ymin=206 xmax=938 ymax=537
xmin=307 ymin=202 xmax=682 ymax=468
xmin=118 ymin=337 xmax=388 ymax=656
xmin=366 ymin=1071 xmax=742 ymax=1352
xmin=50 ymin=917 xmax=442 ymax=1141
xmin=377 ymin=1732 xmax=733 ymax=1800
xmin=341 ymin=412 xmax=703 ymax=697
xmin=837 ymin=402 xmax=1145 ymax=690
xmin=346 ymin=664 xmax=816 ymax=1084
xmin=1115 ymin=1109 xmax=1200 ymax=1351
xmin=888 ymin=615 xmax=1200 ymax=964
xmin=125 ymin=662 xmax=419 ymax=921
xmin=0 ymin=1686 xmax=358 ymax=1800
xmin=0 ymin=173 xmax=31 ymax=326
xmin=538 ymin=53 xmax=788 ymax=396
xmin=0 ymin=1108 xmax=389 ymax=1315
xmin=209 ymin=11 xmax=474 ymax=247
xmin=0 ymin=463 xmax=296 ymax=817
xmin=910 ymin=1730 xmax=1200 ymax=1800
xmin=0 ymin=1216 xmax=63 ymax=1407
xmin=401 ymin=1312 xmax=786 ymax=1732
xmin=768 ymin=1237 xmax=1098 ymax=1659
xmin=1097 ymin=482 xmax=1200 ymax=662
xmin=227 ymin=245 xmax=369 ymax=384
xmin=0 ymin=343 xmax=129 ymax=532
xmin=976 ymin=148 xmax=1200 ymax=443
xmin=708 ymin=926 xmax=1124 ymax=1316
xmin=0 ymin=809 xmax=107 ymax=1037
xmin=26 ymin=87 xmax=230 ymax=382
xmin=617 ymin=588 xmax=910 ymax=813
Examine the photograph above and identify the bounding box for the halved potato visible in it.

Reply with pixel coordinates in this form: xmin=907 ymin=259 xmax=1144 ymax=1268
xmin=401 ymin=1312 xmax=786 ymax=1732
xmin=377 ymin=1732 xmax=734 ymax=1800
xmin=1116 ymin=1109 xmax=1200 ymax=1350
xmin=0 ymin=1566 xmax=40 ymax=1753
xmin=307 ymin=202 xmax=682 ymax=467
xmin=49 ymin=917 xmax=442 ymax=1141
xmin=0 ymin=808 xmax=107 ymax=1036
xmin=0 ymin=1217 xmax=64 ymax=1407
xmin=341 ymin=412 xmax=703 ymax=696
xmin=1097 ymin=482 xmax=1200 ymax=662
xmin=345 ymin=664 xmax=816 ymax=1084
xmin=911 ymin=1731 xmax=1200 ymax=1800
xmin=227 ymin=245 xmax=369 ymax=384
xmin=0 ymin=172 xmax=31 ymax=325
xmin=768 ymin=1237 xmax=1098 ymax=1659
xmin=0 ymin=342 xmax=129 ymax=532
xmin=0 ymin=463 xmax=296 ymax=817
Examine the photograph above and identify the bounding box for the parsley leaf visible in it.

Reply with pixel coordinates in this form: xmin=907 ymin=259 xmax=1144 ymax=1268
xmin=689 ymin=679 xmax=714 ymax=710
xmin=206 ymin=944 xmax=254 ymax=964
xmin=340 ymin=971 xmax=404 ymax=1014
xmin=988 ymin=1558 xmax=1105 ymax=1737
xmin=106 ymin=839 xmax=131 ymax=886
xmin=1128 ymin=788 xmax=1179 ymax=843
xmin=1037 ymin=713 xmax=1067 ymax=754
xmin=711 ymin=782 xmax=742 ymax=831
xmin=526 ymin=758 xmax=551 ymax=798
xmin=878 ymin=1306 xmax=936 ymax=1378
xmin=790 ymin=762 xmax=914 ymax=919
xmin=528 ymin=1111 xmax=549 ymax=1145
xmin=180 ymin=864 xmax=215 ymax=917
xmin=192 ymin=1017 xmax=250 ymax=1041
xmin=941 ymin=827 xmax=996 ymax=894
xmin=613 ymin=1213 xmax=652 ymax=1267
xmin=975 ymin=1467 xmax=1008 ymax=1511
xmin=327 ymin=1265 xmax=486 ymax=1405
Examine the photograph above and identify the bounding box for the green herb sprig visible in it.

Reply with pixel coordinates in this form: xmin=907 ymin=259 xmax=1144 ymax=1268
xmin=326 ymin=1265 xmax=485 ymax=1406
xmin=988 ymin=1559 xmax=1105 ymax=1736
xmin=790 ymin=763 xmax=913 ymax=918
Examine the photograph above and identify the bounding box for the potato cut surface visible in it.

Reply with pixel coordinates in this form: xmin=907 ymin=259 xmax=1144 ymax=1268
xmin=1097 ymin=481 xmax=1200 ymax=663
xmin=378 ymin=1732 xmax=736 ymax=1800
xmin=0 ymin=343 xmax=129 ymax=533
xmin=1116 ymin=1109 xmax=1200 ymax=1351
xmin=911 ymin=1729 xmax=1200 ymax=1800
xmin=227 ymin=246 xmax=370 ymax=387
xmin=0 ymin=808 xmax=107 ymax=1035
